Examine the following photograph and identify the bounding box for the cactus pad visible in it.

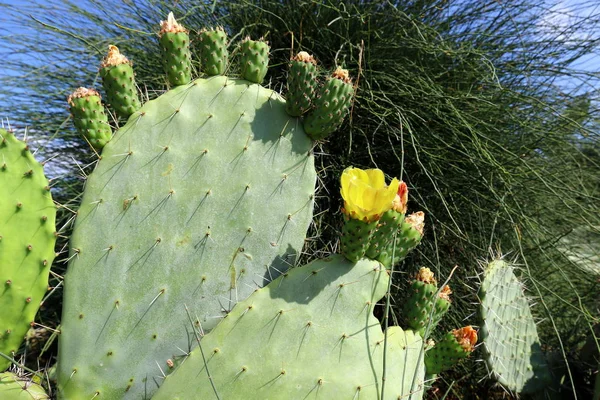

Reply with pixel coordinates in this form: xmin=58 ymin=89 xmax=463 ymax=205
xmin=0 ymin=372 xmax=48 ymax=399
xmin=198 ymin=27 xmax=228 ymax=76
xmin=154 ymin=256 xmax=425 ymax=400
xmin=0 ymin=130 xmax=56 ymax=371
xmin=478 ymin=259 xmax=551 ymax=393
xmin=57 ymin=76 xmax=316 ymax=398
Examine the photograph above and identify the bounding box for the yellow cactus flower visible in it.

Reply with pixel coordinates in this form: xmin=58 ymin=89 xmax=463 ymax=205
xmin=340 ymin=167 xmax=399 ymax=223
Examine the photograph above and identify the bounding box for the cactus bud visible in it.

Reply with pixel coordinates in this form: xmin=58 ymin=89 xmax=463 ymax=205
xmin=425 ymin=326 xmax=477 ymax=374
xmin=100 ymin=45 xmax=141 ymax=119
xmin=68 ymin=87 xmax=112 ymax=150
xmin=159 ymin=12 xmax=191 ymax=86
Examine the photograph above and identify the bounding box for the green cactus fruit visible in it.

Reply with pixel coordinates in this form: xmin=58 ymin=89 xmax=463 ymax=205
xmin=403 ymin=268 xmax=451 ymax=336
xmin=99 ymin=45 xmax=141 ymax=119
xmin=239 ymin=37 xmax=269 ymax=84
xmin=67 ymin=88 xmax=112 ymax=150
xmin=285 ymin=52 xmax=318 ymax=117
xmin=57 ymin=75 xmax=316 ymax=399
xmin=365 ymin=181 xmax=408 ymax=260
xmin=159 ymin=13 xmax=191 ymax=86
xmin=153 ymin=256 xmax=426 ymax=400
xmin=377 ymin=211 xmax=424 ymax=268
xmin=0 ymin=372 xmax=48 ymax=399
xmin=198 ymin=27 xmax=228 ymax=76
xmin=424 ymin=326 xmax=477 ymax=374
xmin=478 ymin=259 xmax=551 ymax=393
xmin=304 ymin=67 xmax=354 ymax=140
xmin=0 ymin=129 xmax=56 ymax=371
xmin=340 ymin=217 xmax=377 ymax=262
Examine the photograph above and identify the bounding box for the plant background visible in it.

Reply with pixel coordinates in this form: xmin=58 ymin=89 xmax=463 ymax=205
xmin=1 ymin=0 xmax=599 ymax=398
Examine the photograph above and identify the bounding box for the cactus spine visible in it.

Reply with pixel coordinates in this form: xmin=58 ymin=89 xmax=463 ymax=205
xmin=99 ymin=45 xmax=140 ymax=119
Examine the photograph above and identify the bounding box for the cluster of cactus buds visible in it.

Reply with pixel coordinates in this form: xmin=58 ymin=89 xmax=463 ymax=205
xmin=338 ymin=166 xmax=424 ymax=268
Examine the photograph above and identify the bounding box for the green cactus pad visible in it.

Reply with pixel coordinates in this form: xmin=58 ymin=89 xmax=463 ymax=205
xmin=159 ymin=13 xmax=191 ymax=86
xmin=424 ymin=328 xmax=475 ymax=375
xmin=57 ymin=76 xmax=315 ymax=399
xmin=285 ymin=52 xmax=318 ymax=117
xmin=403 ymin=269 xmax=450 ymax=336
xmin=100 ymin=46 xmax=141 ymax=119
xmin=153 ymin=256 xmax=425 ymax=400
xmin=239 ymin=38 xmax=269 ymax=84
xmin=377 ymin=211 xmax=424 ymax=268
xmin=478 ymin=259 xmax=551 ymax=393
xmin=0 ymin=372 xmax=48 ymax=399
xmin=365 ymin=209 xmax=404 ymax=260
xmin=340 ymin=217 xmax=377 ymax=262
xmin=304 ymin=67 xmax=354 ymax=141
xmin=67 ymin=88 xmax=112 ymax=150
xmin=0 ymin=130 xmax=56 ymax=371
xmin=198 ymin=27 xmax=228 ymax=76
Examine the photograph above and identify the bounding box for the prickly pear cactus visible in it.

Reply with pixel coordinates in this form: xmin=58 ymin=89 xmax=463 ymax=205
xmin=478 ymin=259 xmax=551 ymax=393
xmin=0 ymin=372 xmax=48 ymax=399
xmin=57 ymin=17 xmax=320 ymax=400
xmin=0 ymin=129 xmax=56 ymax=371
xmin=154 ymin=256 xmax=426 ymax=400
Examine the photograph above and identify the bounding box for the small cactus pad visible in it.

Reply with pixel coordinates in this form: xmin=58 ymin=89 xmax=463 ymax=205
xmin=425 ymin=326 xmax=477 ymax=375
xmin=239 ymin=37 xmax=270 ymax=84
xmin=100 ymin=45 xmax=141 ymax=119
xmin=340 ymin=218 xmax=377 ymax=262
xmin=159 ymin=13 xmax=191 ymax=86
xmin=153 ymin=256 xmax=425 ymax=400
xmin=0 ymin=372 xmax=48 ymax=399
xmin=377 ymin=211 xmax=424 ymax=268
xmin=304 ymin=67 xmax=354 ymax=140
xmin=285 ymin=52 xmax=318 ymax=116
xmin=403 ymin=268 xmax=450 ymax=336
xmin=0 ymin=130 xmax=56 ymax=371
xmin=478 ymin=259 xmax=551 ymax=393
xmin=57 ymin=76 xmax=315 ymax=399
xmin=198 ymin=27 xmax=228 ymax=76
xmin=67 ymin=88 xmax=112 ymax=150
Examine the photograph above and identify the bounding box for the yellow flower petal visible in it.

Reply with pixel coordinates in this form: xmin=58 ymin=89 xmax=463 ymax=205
xmin=340 ymin=167 xmax=399 ymax=222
